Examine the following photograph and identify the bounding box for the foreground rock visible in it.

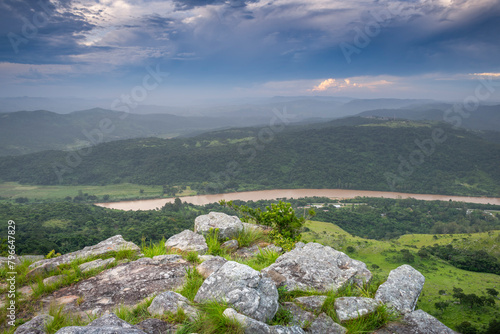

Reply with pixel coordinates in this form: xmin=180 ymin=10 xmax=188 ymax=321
xmin=223 ymin=308 xmax=305 ymax=334
xmin=194 ymin=212 xmax=243 ymax=239
xmin=43 ymin=257 xmax=190 ymax=316
xmin=147 ymin=291 xmax=198 ymax=320
xmin=195 ymin=261 xmax=279 ymax=322
xmin=165 ymin=230 xmax=208 ymax=254
xmin=375 ymin=265 xmax=425 ymax=314
xmin=14 ymin=314 xmax=53 ymax=334
xmin=261 ymin=243 xmax=372 ymax=292
xmin=374 ymin=309 xmax=457 ymax=334
xmin=334 ymin=297 xmax=380 ymax=322
xmin=306 ymin=313 xmax=347 ymax=334
xmin=28 ymin=236 xmax=140 ymax=274
xmin=56 ymin=313 xmax=146 ymax=334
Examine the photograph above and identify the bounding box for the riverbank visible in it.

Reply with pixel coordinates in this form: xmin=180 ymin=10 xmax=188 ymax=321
xmin=95 ymin=188 xmax=500 ymax=211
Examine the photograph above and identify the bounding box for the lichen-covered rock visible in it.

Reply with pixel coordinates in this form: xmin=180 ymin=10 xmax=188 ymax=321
xmin=165 ymin=230 xmax=208 ymax=254
xmin=294 ymin=296 xmax=327 ymax=313
xmin=14 ymin=314 xmax=53 ymax=334
xmin=375 ymin=265 xmax=425 ymax=314
xmin=261 ymin=243 xmax=372 ymax=292
xmin=196 ymin=256 xmax=227 ymax=278
xmin=282 ymin=302 xmax=315 ymax=327
xmin=373 ymin=309 xmax=457 ymax=334
xmin=152 ymin=254 xmax=184 ymax=264
xmin=43 ymin=274 xmax=67 ymax=286
xmin=44 ymin=257 xmax=190 ymax=315
xmin=29 ymin=236 xmax=140 ymax=271
xmin=55 ymin=313 xmax=146 ymax=333
xmin=134 ymin=318 xmax=177 ymax=334
xmin=221 ymin=239 xmax=239 ymax=251
xmin=79 ymin=258 xmax=114 ymax=273
xmin=334 ymin=297 xmax=380 ymax=322
xmin=223 ymin=308 xmax=305 ymax=334
xmin=195 ymin=261 xmax=279 ymax=322
xmin=194 ymin=212 xmax=243 ymax=239
xmin=26 ymin=262 xmax=58 ymax=279
xmin=147 ymin=291 xmax=198 ymax=320
xmin=305 ymin=313 xmax=347 ymax=334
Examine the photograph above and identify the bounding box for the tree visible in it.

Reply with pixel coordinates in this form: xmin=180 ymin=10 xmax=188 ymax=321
xmin=434 ymin=301 xmax=449 ymax=312
xmin=486 ymin=288 xmax=498 ymax=298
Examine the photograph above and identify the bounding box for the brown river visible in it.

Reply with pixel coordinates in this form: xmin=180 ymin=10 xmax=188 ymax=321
xmin=95 ymin=189 xmax=500 ymax=211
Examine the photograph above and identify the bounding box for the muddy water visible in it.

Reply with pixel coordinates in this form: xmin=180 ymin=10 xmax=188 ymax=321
xmin=95 ymin=189 xmax=500 ymax=211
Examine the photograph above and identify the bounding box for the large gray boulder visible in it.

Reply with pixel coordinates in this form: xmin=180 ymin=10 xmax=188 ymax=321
xmin=261 ymin=243 xmax=372 ymax=292
xmin=147 ymin=291 xmax=198 ymax=320
xmin=14 ymin=314 xmax=53 ymax=334
xmin=165 ymin=230 xmax=208 ymax=254
xmin=55 ymin=313 xmax=146 ymax=333
xmin=43 ymin=257 xmax=190 ymax=316
xmin=194 ymin=212 xmax=244 ymax=239
xmin=334 ymin=297 xmax=380 ymax=322
xmin=223 ymin=308 xmax=305 ymax=334
xmin=194 ymin=261 xmax=279 ymax=322
xmin=375 ymin=265 xmax=425 ymax=314
xmin=28 ymin=236 xmax=140 ymax=273
xmin=373 ymin=309 xmax=457 ymax=334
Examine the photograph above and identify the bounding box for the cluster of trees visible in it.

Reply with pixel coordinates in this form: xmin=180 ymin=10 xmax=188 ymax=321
xmin=0 ymin=201 xmax=209 ymax=256
xmin=1 ymin=118 xmax=499 ymax=196
xmin=423 ymin=244 xmax=500 ymax=275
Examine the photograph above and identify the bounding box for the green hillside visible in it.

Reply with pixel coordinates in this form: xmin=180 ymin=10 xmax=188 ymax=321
xmin=1 ymin=118 xmax=499 ymax=197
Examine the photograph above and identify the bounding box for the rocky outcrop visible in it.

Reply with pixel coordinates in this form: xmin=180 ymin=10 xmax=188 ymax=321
xmin=79 ymin=258 xmax=115 ymax=273
xmin=43 ymin=257 xmax=190 ymax=316
xmin=147 ymin=291 xmax=198 ymax=320
xmin=28 ymin=236 xmax=140 ymax=272
xmin=55 ymin=313 xmax=146 ymax=334
xmin=165 ymin=230 xmax=208 ymax=254
xmin=196 ymin=256 xmax=227 ymax=278
xmin=373 ymin=309 xmax=457 ymax=334
xmin=261 ymin=243 xmax=372 ymax=292
xmin=375 ymin=264 xmax=425 ymax=314
xmin=195 ymin=261 xmax=279 ymax=322
xmin=334 ymin=297 xmax=380 ymax=322
xmin=14 ymin=314 xmax=54 ymax=334
xmin=194 ymin=212 xmax=243 ymax=239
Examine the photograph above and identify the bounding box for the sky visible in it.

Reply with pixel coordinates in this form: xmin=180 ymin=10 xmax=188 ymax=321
xmin=1 ymin=0 xmax=500 ymax=106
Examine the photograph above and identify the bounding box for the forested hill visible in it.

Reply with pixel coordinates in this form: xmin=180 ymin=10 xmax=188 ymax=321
xmin=1 ymin=118 xmax=499 ymax=196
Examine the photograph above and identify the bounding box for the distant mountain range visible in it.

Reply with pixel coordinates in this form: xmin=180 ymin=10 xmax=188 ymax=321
xmin=1 ymin=117 xmax=499 ymax=197
xmin=1 ymin=97 xmax=499 ymax=156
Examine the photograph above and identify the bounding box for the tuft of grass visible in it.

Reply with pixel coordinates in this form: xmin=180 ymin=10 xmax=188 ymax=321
xmin=44 ymin=305 xmax=94 ymax=334
xmin=177 ymin=301 xmax=244 ymax=334
xmin=206 ymin=229 xmax=228 ymax=257
xmin=164 ymin=307 xmax=189 ymax=324
xmin=276 ymin=286 xmax=323 ymax=303
xmin=114 ymin=296 xmax=155 ymax=325
xmin=342 ymin=304 xmax=399 ymax=333
xmin=269 ymin=306 xmax=293 ymax=326
xmin=141 ymin=237 xmax=171 ymax=258
xmin=235 ymin=227 xmax=268 ymax=248
xmin=231 ymin=248 xmax=281 ymax=271
xmin=186 ymin=251 xmax=200 ymax=264
xmin=176 ymin=267 xmax=205 ymax=302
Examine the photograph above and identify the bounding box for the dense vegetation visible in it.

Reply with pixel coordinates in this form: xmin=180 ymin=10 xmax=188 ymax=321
xmin=1 ymin=118 xmax=500 ymax=196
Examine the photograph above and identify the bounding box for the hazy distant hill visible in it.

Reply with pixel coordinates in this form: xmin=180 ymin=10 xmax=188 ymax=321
xmin=357 ymin=104 xmax=500 ymax=132
xmin=0 ymin=98 xmax=442 ymax=155
xmin=1 ymin=117 xmax=499 ymax=196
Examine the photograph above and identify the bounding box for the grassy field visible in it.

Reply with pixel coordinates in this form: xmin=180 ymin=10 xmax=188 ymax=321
xmin=0 ymin=182 xmax=196 ymax=202
xmin=303 ymin=220 xmax=500 ymax=332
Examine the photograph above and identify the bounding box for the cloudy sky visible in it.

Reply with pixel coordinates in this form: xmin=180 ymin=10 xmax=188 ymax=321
xmin=1 ymin=0 xmax=500 ymax=105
